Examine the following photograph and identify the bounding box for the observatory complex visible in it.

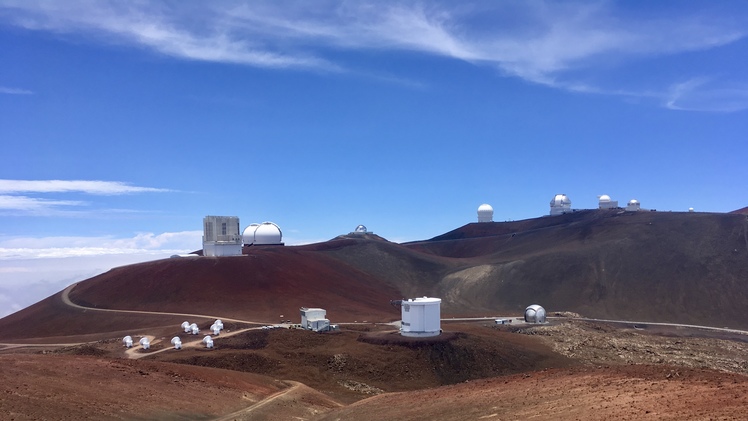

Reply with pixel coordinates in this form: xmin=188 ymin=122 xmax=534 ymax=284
xmin=202 ymin=216 xmax=243 ymax=257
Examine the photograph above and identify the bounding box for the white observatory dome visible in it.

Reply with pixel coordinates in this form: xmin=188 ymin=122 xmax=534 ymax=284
xmin=477 ymin=204 xmax=494 ymax=223
xmin=524 ymin=304 xmax=546 ymax=324
xmin=242 ymin=223 xmax=260 ymax=246
xmin=355 ymin=224 xmax=367 ymax=233
xmin=626 ymin=199 xmax=641 ymax=211
xmin=599 ymin=195 xmax=611 ymax=203
xmin=254 ymin=222 xmax=283 ymax=245
xmin=550 ymin=194 xmax=572 ymax=216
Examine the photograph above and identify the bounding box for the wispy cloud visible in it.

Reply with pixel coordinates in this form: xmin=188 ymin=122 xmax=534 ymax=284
xmin=0 ymin=180 xmax=174 ymax=216
xmin=0 ymin=179 xmax=172 ymax=195
xmin=0 ymin=195 xmax=85 ymax=211
xmin=1 ymin=1 xmax=747 ymax=110
xmin=0 ymin=86 xmax=33 ymax=95
xmin=666 ymin=78 xmax=748 ymax=112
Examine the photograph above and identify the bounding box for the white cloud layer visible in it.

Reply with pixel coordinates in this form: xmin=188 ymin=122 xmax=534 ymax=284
xmin=1 ymin=1 xmax=746 ymax=110
xmin=0 ymin=230 xmax=203 ymax=318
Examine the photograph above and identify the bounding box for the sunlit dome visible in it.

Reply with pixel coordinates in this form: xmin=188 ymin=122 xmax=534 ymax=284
xmin=551 ymin=194 xmax=571 ymax=207
xmin=355 ymin=225 xmax=367 ymax=233
xmin=628 ymin=199 xmax=639 ymax=205
xmin=242 ymin=223 xmax=260 ymax=245
xmin=254 ymin=222 xmax=282 ymax=245
xmin=550 ymin=194 xmax=572 ymax=216
xmin=477 ymin=204 xmax=494 ymax=223
xmin=599 ymin=195 xmax=611 ymax=203
xmin=524 ymin=304 xmax=546 ymax=324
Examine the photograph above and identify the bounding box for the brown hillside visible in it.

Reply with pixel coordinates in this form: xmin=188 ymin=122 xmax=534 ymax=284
xmin=403 ymin=210 xmax=748 ymax=328
xmin=68 ymin=247 xmax=403 ymax=324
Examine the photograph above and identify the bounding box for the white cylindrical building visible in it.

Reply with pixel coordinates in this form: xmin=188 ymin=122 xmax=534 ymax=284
xmin=524 ymin=304 xmax=546 ymax=324
xmin=550 ymin=194 xmax=572 ymax=216
xmin=477 ymin=204 xmax=494 ymax=223
xmin=401 ymin=297 xmax=441 ymax=337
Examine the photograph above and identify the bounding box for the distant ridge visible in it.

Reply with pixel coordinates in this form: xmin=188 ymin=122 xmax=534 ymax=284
xmin=730 ymin=206 xmax=748 ymax=215
xmin=2 ymin=209 xmax=747 ymax=341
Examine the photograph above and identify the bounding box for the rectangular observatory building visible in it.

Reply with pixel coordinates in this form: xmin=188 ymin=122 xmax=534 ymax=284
xmin=300 ymin=307 xmax=330 ymax=332
xmin=202 ymin=215 xmax=242 ymax=257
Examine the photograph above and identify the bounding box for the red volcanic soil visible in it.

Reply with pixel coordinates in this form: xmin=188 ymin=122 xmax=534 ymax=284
xmin=68 ymin=246 xmax=403 ymax=323
xmin=0 ymin=353 xmax=340 ymax=420
xmin=317 ymin=365 xmax=748 ymax=421
xmin=731 ymin=206 xmax=748 ymax=215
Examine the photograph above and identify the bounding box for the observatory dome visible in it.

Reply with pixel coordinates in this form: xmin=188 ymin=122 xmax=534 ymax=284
xmin=524 ymin=304 xmax=546 ymax=324
xmin=599 ymin=195 xmax=611 ymax=203
xmin=355 ymin=224 xmax=367 ymax=233
xmin=477 ymin=204 xmax=494 ymax=223
xmin=254 ymin=222 xmax=283 ymax=245
xmin=626 ymin=199 xmax=641 ymax=211
xmin=550 ymin=194 xmax=572 ymax=216
xmin=242 ymin=223 xmax=260 ymax=245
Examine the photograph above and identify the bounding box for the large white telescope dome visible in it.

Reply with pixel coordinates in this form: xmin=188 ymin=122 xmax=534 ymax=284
xmin=477 ymin=204 xmax=494 ymax=222
xmin=242 ymin=223 xmax=260 ymax=245
xmin=550 ymin=194 xmax=572 ymax=216
xmin=254 ymin=222 xmax=283 ymax=245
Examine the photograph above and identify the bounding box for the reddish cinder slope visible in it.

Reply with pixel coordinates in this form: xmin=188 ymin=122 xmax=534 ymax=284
xmin=317 ymin=365 xmax=748 ymax=421
xmin=68 ymin=246 xmax=402 ymax=323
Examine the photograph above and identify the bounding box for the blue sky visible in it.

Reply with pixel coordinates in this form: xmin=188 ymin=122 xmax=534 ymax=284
xmin=1 ymin=1 xmax=747 ymax=316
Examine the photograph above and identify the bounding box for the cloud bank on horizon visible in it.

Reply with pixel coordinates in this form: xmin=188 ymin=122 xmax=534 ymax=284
xmin=2 ymin=0 xmax=748 ymax=111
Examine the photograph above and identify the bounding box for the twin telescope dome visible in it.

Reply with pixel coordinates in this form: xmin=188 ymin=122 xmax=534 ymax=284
xmin=243 ymin=222 xmax=283 ymax=245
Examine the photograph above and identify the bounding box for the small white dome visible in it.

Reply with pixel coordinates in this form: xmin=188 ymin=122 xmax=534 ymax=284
xmin=355 ymin=224 xmax=367 ymax=233
xmin=242 ymin=223 xmax=260 ymax=245
xmin=477 ymin=204 xmax=494 ymax=222
xmin=599 ymin=195 xmax=611 ymax=203
xmin=254 ymin=222 xmax=282 ymax=245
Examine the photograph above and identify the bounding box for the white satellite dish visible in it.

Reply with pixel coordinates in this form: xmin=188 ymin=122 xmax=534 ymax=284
xmin=181 ymin=321 xmax=191 ymax=333
xmin=189 ymin=323 xmax=199 ymax=335
xmin=202 ymin=335 xmax=214 ymax=349
xmin=123 ymin=336 xmax=133 ymax=348
xmin=139 ymin=337 xmax=150 ymax=350
xmin=210 ymin=323 xmax=221 ymax=335
xmin=214 ymin=319 xmax=224 ymax=330
xmin=170 ymin=337 xmax=182 ymax=350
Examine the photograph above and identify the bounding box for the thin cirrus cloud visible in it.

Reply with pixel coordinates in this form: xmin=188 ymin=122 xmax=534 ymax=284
xmin=0 ymin=180 xmax=173 ymax=215
xmin=1 ymin=1 xmax=747 ymax=110
xmin=0 ymin=86 xmax=33 ymax=95
xmin=0 ymin=179 xmax=172 ymax=195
